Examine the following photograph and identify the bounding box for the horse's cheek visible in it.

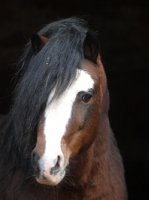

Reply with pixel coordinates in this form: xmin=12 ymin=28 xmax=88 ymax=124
xmin=65 ymin=118 xmax=98 ymax=158
xmin=80 ymin=118 xmax=99 ymax=152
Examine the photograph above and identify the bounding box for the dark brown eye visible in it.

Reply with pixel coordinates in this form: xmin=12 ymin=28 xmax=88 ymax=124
xmin=82 ymin=93 xmax=93 ymax=103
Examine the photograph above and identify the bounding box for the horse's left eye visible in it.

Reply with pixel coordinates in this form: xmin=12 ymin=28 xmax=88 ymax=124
xmin=82 ymin=93 xmax=93 ymax=103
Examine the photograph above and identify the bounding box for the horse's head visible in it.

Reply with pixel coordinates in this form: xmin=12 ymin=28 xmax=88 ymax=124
xmin=32 ymin=61 xmax=107 ymax=186
xmin=28 ymin=21 xmax=107 ymax=186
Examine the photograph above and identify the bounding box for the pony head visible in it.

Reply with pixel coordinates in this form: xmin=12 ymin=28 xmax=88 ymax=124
xmin=12 ymin=18 xmax=107 ymax=186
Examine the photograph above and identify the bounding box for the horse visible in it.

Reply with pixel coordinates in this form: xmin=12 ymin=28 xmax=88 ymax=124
xmin=0 ymin=17 xmax=128 ymax=200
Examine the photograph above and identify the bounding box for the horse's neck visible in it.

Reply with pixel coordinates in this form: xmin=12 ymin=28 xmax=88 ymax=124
xmin=71 ymin=115 xmax=127 ymax=200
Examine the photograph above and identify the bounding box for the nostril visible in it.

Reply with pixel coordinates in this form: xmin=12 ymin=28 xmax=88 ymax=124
xmin=57 ymin=155 xmax=61 ymax=165
xmin=31 ymin=150 xmax=40 ymax=172
xmin=50 ymin=155 xmax=61 ymax=175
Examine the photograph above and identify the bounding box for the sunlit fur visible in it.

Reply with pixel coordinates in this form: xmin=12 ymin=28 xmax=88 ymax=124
xmin=0 ymin=18 xmax=127 ymax=199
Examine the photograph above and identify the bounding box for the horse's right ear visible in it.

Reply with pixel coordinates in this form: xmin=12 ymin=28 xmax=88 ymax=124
xmin=83 ymin=31 xmax=99 ymax=64
xmin=31 ymin=33 xmax=48 ymax=54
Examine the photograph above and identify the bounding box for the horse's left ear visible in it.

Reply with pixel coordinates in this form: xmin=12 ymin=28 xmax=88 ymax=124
xmin=31 ymin=33 xmax=48 ymax=54
xmin=83 ymin=31 xmax=99 ymax=64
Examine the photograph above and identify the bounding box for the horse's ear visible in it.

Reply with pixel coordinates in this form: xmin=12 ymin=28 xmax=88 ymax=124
xmin=83 ymin=31 xmax=99 ymax=64
xmin=31 ymin=33 xmax=48 ymax=54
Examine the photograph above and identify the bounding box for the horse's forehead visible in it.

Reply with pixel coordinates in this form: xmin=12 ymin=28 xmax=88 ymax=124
xmin=81 ymin=59 xmax=100 ymax=84
xmin=46 ymin=68 xmax=95 ymax=107
xmin=44 ymin=68 xmax=95 ymax=130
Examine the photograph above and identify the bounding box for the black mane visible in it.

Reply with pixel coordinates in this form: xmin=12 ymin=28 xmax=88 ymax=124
xmin=0 ymin=17 xmax=99 ymax=179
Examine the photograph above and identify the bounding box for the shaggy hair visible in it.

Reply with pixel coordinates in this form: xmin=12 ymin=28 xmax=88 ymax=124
xmin=0 ymin=17 xmax=99 ymax=179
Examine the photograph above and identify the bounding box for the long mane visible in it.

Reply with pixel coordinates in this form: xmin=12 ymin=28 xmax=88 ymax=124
xmin=0 ymin=17 xmax=99 ymax=179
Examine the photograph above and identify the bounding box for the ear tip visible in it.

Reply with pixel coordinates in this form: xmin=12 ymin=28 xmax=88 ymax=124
xmin=31 ymin=33 xmax=40 ymax=42
xmin=31 ymin=33 xmax=48 ymax=54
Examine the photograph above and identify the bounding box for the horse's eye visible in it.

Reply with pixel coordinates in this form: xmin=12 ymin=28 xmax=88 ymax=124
xmin=82 ymin=93 xmax=93 ymax=103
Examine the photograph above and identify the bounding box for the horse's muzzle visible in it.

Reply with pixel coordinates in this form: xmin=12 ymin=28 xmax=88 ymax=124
xmin=31 ymin=150 xmax=65 ymax=186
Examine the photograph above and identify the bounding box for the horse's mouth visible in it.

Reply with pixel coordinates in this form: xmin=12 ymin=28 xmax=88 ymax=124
xmin=35 ymin=168 xmax=65 ymax=186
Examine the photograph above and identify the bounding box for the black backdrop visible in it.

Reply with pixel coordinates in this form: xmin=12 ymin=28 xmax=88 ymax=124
xmin=0 ymin=1 xmax=149 ymax=199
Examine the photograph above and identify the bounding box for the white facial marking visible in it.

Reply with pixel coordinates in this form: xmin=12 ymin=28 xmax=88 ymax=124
xmin=38 ymin=69 xmax=94 ymax=184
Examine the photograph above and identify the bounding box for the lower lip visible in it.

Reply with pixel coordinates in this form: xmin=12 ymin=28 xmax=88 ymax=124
xmin=36 ymin=178 xmax=59 ymax=186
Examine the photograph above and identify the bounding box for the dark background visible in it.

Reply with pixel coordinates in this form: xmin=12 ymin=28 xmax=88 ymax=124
xmin=0 ymin=0 xmax=149 ymax=199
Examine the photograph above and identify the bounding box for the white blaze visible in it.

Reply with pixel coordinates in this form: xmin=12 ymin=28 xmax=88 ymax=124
xmin=39 ymin=69 xmax=94 ymax=181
